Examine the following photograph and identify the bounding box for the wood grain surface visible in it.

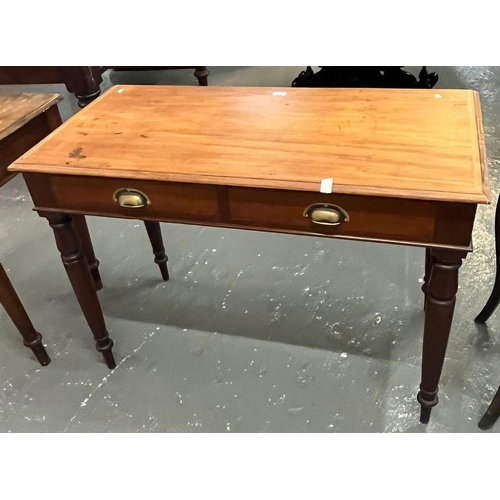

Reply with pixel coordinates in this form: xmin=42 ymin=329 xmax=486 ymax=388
xmin=10 ymin=86 xmax=489 ymax=204
xmin=0 ymin=93 xmax=61 ymax=141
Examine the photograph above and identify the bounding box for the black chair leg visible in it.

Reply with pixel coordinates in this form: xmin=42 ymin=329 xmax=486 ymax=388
xmin=475 ymin=199 xmax=500 ymax=430
xmin=475 ymin=200 xmax=500 ymax=323
xmin=479 ymin=384 xmax=500 ymax=430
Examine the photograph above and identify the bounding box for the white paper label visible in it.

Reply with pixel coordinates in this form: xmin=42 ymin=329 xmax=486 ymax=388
xmin=320 ymin=177 xmax=334 ymax=193
xmin=272 ymin=91 xmax=287 ymax=96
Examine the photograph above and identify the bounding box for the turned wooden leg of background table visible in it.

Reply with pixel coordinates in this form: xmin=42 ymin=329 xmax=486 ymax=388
xmin=144 ymin=221 xmax=169 ymax=281
xmin=60 ymin=67 xmax=103 ymax=108
xmin=42 ymin=212 xmax=116 ymax=369
xmin=418 ymin=248 xmax=466 ymax=423
xmin=72 ymin=215 xmax=103 ymax=290
xmin=193 ymin=67 xmax=210 ymax=86
xmin=0 ymin=263 xmax=50 ymax=366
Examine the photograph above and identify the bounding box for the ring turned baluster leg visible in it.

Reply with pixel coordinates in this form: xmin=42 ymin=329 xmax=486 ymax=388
xmin=0 ymin=264 xmax=50 ymax=366
xmin=144 ymin=221 xmax=169 ymax=281
xmin=60 ymin=67 xmax=103 ymax=108
xmin=72 ymin=215 xmax=103 ymax=290
xmin=418 ymin=248 xmax=465 ymax=424
xmin=42 ymin=212 xmax=116 ymax=368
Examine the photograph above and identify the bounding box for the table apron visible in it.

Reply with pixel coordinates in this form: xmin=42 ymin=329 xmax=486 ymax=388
xmin=23 ymin=173 xmax=477 ymax=252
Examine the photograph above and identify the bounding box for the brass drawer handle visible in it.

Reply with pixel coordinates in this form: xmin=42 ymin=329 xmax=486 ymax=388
xmin=113 ymin=188 xmax=151 ymax=208
xmin=303 ymin=203 xmax=349 ymax=226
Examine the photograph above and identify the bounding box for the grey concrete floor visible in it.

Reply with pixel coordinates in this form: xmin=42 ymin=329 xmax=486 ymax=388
xmin=0 ymin=66 xmax=499 ymax=433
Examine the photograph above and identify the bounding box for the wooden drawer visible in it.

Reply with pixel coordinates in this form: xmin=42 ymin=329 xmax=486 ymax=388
xmin=25 ymin=174 xmax=222 ymax=223
xmin=226 ymin=187 xmax=476 ymax=249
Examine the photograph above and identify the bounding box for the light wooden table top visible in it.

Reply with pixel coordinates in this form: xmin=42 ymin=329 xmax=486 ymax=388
xmin=10 ymin=86 xmax=490 ymax=204
xmin=0 ymin=93 xmax=61 ymax=141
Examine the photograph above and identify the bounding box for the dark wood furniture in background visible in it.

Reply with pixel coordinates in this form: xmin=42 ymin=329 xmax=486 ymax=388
xmin=0 ymin=92 xmax=169 ymax=364
xmin=0 ymin=92 xmax=63 ymax=365
xmin=292 ymin=66 xmax=439 ymax=89
xmin=0 ymin=66 xmax=209 ymax=108
xmin=0 ymin=263 xmax=50 ymax=365
xmin=10 ymin=85 xmax=490 ymax=424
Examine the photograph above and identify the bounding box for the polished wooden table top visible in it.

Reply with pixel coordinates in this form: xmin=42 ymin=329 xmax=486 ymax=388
xmin=11 ymin=86 xmax=489 ymax=204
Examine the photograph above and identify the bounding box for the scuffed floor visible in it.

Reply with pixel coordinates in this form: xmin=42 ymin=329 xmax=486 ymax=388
xmin=0 ymin=66 xmax=499 ymax=432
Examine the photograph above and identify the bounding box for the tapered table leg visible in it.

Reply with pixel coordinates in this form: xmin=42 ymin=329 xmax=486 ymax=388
xmin=144 ymin=221 xmax=169 ymax=281
xmin=42 ymin=212 xmax=115 ymax=368
xmin=72 ymin=215 xmax=102 ymax=290
xmin=0 ymin=264 xmax=50 ymax=366
xmin=418 ymin=248 xmax=465 ymax=423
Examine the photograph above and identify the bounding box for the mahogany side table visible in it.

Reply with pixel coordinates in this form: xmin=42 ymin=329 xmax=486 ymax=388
xmin=10 ymin=85 xmax=490 ymax=423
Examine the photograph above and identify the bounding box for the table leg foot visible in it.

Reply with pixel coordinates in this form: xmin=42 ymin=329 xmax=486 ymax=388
xmin=0 ymin=263 xmax=51 ymax=366
xmin=23 ymin=332 xmax=51 ymax=366
xmin=417 ymin=388 xmax=438 ymax=424
xmin=60 ymin=67 xmax=103 ymax=108
xmin=418 ymin=248 xmax=465 ymax=424
xmin=76 ymin=90 xmax=101 ymax=108
xmin=42 ymin=212 xmax=115 ymax=367
xmin=96 ymin=338 xmax=116 ymax=369
xmin=144 ymin=221 xmax=169 ymax=281
xmin=419 ymin=406 xmax=432 ymax=425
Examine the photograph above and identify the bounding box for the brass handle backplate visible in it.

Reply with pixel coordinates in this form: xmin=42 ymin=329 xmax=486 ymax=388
xmin=113 ymin=188 xmax=151 ymax=208
xmin=303 ymin=203 xmax=349 ymax=226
